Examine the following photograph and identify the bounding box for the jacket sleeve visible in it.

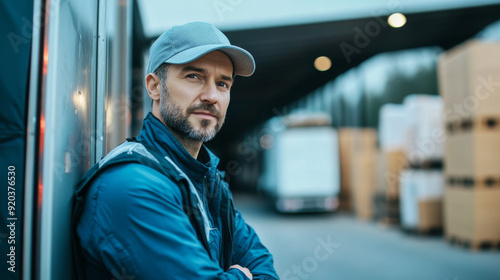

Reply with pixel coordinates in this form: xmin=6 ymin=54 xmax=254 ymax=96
xmin=77 ymin=163 xmax=249 ymax=280
xmin=231 ymin=209 xmax=279 ymax=280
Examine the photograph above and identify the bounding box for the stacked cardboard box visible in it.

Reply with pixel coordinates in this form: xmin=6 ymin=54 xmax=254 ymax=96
xmin=383 ymin=150 xmax=407 ymax=199
xmin=377 ymin=96 xmax=445 ymax=227
xmin=376 ymin=104 xmax=408 ymax=224
xmin=373 ymin=150 xmax=406 ymax=224
xmin=378 ymin=104 xmax=408 ymax=199
xmin=338 ymin=129 xmax=354 ymax=211
xmin=339 ymin=128 xmax=377 ymax=219
xmin=438 ymin=40 xmax=500 ymax=247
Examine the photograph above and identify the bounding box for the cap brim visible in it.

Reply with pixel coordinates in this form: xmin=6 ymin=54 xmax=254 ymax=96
xmin=165 ymin=44 xmax=255 ymax=77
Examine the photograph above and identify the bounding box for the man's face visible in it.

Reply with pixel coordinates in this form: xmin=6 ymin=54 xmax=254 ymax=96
xmin=159 ymin=51 xmax=233 ymax=142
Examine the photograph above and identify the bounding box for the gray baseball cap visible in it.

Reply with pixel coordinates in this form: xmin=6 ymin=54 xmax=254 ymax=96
xmin=147 ymin=21 xmax=255 ymax=77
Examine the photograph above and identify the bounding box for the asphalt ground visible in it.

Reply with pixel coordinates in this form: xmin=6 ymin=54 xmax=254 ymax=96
xmin=233 ymin=193 xmax=500 ymax=280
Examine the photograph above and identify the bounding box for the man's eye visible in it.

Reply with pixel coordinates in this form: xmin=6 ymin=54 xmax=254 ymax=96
xmin=186 ymin=74 xmax=198 ymax=79
xmin=218 ymin=82 xmax=228 ymax=88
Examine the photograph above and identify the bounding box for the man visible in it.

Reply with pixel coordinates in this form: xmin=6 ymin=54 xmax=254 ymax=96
xmin=74 ymin=22 xmax=278 ymax=280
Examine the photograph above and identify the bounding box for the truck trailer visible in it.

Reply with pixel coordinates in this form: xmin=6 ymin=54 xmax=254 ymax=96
xmin=259 ymin=116 xmax=340 ymax=212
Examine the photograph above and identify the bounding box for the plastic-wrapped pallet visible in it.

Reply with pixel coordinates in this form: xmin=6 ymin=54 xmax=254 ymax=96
xmin=399 ymin=169 xmax=444 ymax=230
xmin=402 ymin=94 xmax=444 ymax=165
xmin=379 ymin=103 xmax=406 ymax=152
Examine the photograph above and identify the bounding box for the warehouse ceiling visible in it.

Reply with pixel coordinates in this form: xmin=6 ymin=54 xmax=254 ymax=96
xmin=134 ymin=2 xmax=500 ymax=152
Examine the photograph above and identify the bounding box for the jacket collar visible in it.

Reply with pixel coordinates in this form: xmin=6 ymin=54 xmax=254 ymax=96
xmin=137 ymin=113 xmax=220 ymax=185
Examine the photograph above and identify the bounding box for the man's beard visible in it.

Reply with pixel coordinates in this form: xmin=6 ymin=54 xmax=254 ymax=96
xmin=159 ymin=84 xmax=225 ymax=142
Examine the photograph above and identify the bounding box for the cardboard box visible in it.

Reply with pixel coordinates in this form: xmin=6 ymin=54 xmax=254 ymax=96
xmin=419 ymin=199 xmax=443 ymax=230
xmin=438 ymin=40 xmax=500 ymax=121
xmin=384 ymin=150 xmax=407 ymax=198
xmin=338 ymin=128 xmax=377 ymax=211
xmin=444 ymin=186 xmax=500 ymax=242
xmin=338 ymin=129 xmax=353 ymax=210
xmin=351 ymin=153 xmax=376 ymax=220
xmin=444 ymin=131 xmax=500 ymax=177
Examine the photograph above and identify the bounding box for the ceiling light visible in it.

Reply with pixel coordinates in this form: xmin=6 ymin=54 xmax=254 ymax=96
xmin=314 ymin=56 xmax=331 ymax=71
xmin=388 ymin=13 xmax=406 ymax=28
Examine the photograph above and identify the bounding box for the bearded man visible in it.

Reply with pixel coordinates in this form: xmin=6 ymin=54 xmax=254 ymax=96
xmin=74 ymin=21 xmax=278 ymax=280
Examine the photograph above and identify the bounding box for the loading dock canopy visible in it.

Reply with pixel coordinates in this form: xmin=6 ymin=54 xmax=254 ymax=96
xmin=137 ymin=1 xmax=500 ymax=144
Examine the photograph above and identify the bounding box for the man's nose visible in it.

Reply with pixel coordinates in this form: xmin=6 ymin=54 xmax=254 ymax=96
xmin=200 ymin=82 xmax=218 ymax=104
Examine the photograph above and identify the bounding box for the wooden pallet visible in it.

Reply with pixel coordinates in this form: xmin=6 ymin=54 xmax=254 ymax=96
xmin=446 ymin=235 xmax=500 ymax=251
xmin=374 ymin=194 xmax=400 ymax=225
xmin=446 ymin=116 xmax=500 ymax=134
xmin=380 ymin=217 xmax=399 ymax=227
xmin=409 ymin=160 xmax=443 ymax=170
xmin=447 ymin=175 xmax=500 ymax=189
xmin=402 ymin=226 xmax=442 ymax=236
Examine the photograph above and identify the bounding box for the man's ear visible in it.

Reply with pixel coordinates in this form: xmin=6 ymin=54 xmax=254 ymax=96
xmin=146 ymin=73 xmax=161 ymax=101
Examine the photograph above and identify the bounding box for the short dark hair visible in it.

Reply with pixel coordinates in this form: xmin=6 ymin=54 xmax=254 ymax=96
xmin=154 ymin=63 xmax=170 ymax=82
xmin=151 ymin=63 xmax=170 ymax=107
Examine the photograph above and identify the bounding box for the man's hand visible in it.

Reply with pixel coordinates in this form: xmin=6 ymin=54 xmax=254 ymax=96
xmin=229 ymin=264 xmax=253 ymax=279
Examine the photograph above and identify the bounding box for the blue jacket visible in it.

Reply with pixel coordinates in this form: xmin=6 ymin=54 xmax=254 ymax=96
xmin=76 ymin=113 xmax=278 ymax=279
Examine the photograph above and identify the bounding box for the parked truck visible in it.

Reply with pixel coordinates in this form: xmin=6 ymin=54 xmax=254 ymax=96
xmin=259 ymin=115 xmax=340 ymax=212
